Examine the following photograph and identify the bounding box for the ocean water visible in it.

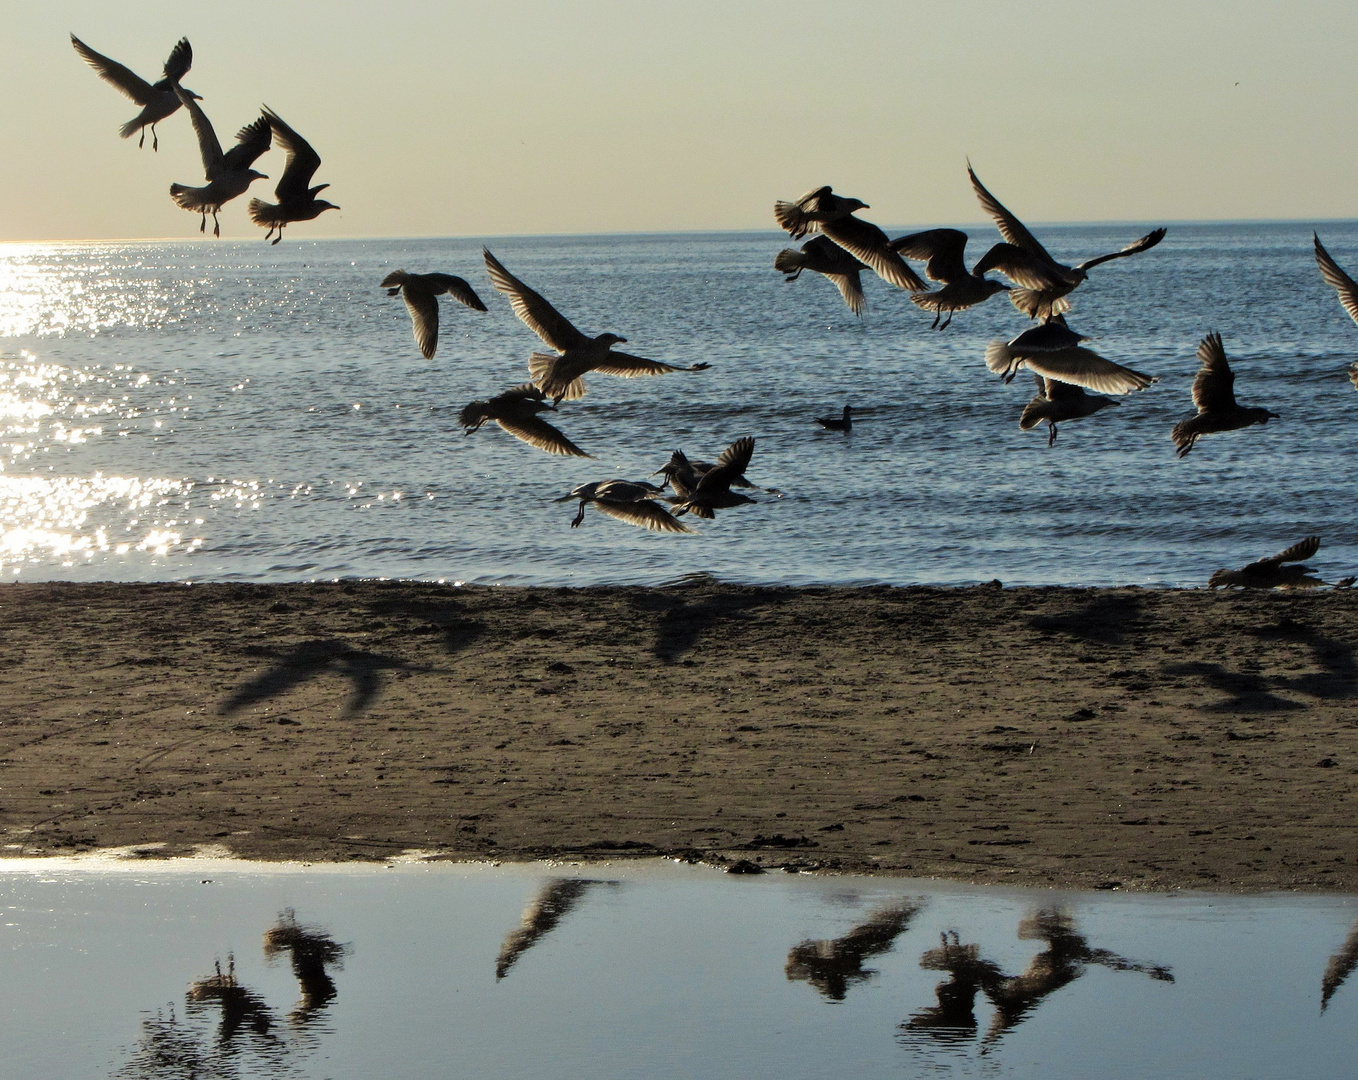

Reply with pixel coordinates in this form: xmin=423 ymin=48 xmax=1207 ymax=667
xmin=2 ymin=222 xmax=1356 ymax=587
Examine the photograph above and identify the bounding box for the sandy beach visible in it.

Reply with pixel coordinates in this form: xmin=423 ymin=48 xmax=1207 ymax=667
xmin=2 ymin=579 xmax=1356 ymax=890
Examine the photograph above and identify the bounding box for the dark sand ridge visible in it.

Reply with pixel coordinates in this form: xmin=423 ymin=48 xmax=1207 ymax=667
xmin=2 ymin=580 xmax=1357 ymax=891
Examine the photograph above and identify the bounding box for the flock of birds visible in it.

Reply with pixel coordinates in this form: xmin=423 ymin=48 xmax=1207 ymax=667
xmin=71 ymin=34 xmax=1358 ymax=580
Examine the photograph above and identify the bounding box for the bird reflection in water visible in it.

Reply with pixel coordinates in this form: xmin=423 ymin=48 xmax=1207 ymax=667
xmin=263 ymin=908 xmax=349 ymax=1027
xmin=901 ymin=908 xmax=1173 ymax=1053
xmin=785 ymin=899 xmax=925 ymax=1001
xmin=186 ymin=954 xmax=276 ymax=1043
xmin=1322 ymin=916 xmax=1358 ymax=1013
xmin=496 ymin=878 xmax=618 ymax=979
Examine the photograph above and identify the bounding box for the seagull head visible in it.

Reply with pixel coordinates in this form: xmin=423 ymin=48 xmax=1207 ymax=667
xmin=181 ymin=87 xmax=203 ymax=101
xmin=315 ymin=200 xmax=340 ymax=214
xmin=596 ymin=332 xmax=627 ymax=347
xmin=246 ymin=169 xmax=269 ymax=182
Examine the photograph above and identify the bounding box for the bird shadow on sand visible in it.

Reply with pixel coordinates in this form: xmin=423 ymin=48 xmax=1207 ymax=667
xmin=219 ymin=639 xmax=411 ymax=719
xmin=359 ymin=596 xmax=487 ymax=657
xmin=628 ymin=581 xmax=790 ymax=663
xmin=1027 ymin=592 xmax=1146 ymax=646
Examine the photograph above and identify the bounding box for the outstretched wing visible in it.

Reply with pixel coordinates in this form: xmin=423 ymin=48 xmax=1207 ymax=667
xmin=70 ymin=35 xmax=155 ymax=104
xmin=176 ymin=87 xmax=225 ymax=177
xmin=483 ymin=248 xmax=589 ymax=351
xmin=162 ymin=37 xmax=193 ymax=84
xmin=1074 ymin=227 xmax=1167 ymax=272
xmin=698 ymin=437 xmax=755 ymax=491
xmin=403 ymin=288 xmax=440 ymax=359
xmin=426 ymin=274 xmax=488 ymax=312
xmin=968 ymin=163 xmax=1058 ymax=268
xmin=1315 ymin=234 xmax=1358 ymax=327
xmin=824 ymin=270 xmax=866 ymax=315
xmin=592 ymin=351 xmax=685 ymax=377
xmin=890 ymin=229 xmax=970 ymax=284
xmin=1021 ymin=347 xmax=1156 ymax=395
xmin=1191 ymin=332 xmax=1238 ymax=413
xmin=594 ymin=498 xmax=693 ymax=534
xmin=1244 ymin=536 xmax=1321 ymax=571
xmin=973 ymin=243 xmax=1073 ymax=290
xmin=494 ymin=415 xmax=592 ymax=458
xmin=822 ymin=216 xmax=927 ymax=291
xmin=263 ymin=106 xmax=321 ymax=203
xmin=221 ymin=114 xmax=272 ymax=172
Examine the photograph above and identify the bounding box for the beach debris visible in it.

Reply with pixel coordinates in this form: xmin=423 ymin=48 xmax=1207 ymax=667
xmin=1171 ymin=332 xmax=1279 ymax=458
xmin=968 ymin=162 xmax=1166 ymax=319
xmin=483 ymin=248 xmax=709 ymax=404
xmin=70 ymin=34 xmax=197 ymax=151
xmin=382 ymin=269 xmax=487 ymax=359
xmin=247 ymin=108 xmax=339 ymax=244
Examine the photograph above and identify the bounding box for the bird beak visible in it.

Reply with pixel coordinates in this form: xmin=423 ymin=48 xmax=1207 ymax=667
xmin=191 ymin=92 xmax=203 ymax=100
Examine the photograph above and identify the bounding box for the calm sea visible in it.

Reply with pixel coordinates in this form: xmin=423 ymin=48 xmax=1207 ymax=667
xmin=2 ymin=223 xmax=1356 ymax=587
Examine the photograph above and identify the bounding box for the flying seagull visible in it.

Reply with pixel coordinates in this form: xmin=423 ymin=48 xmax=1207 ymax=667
xmin=1171 ymin=332 xmax=1279 ymax=458
xmin=1313 ymin=233 xmax=1358 ymax=390
xmin=70 ymin=34 xmax=198 ymax=151
xmin=774 ymin=185 xmax=869 ymax=240
xmin=556 ymin=480 xmax=692 ymax=533
xmin=890 ymin=228 xmax=1011 ymax=329
xmin=669 ymin=437 xmax=760 ymax=520
xmin=1019 ymin=375 xmax=1117 ymax=446
xmin=1208 ymin=537 xmax=1332 ymax=589
xmin=969 ymin=163 xmax=1166 ymax=319
xmin=169 ymin=86 xmax=270 ymax=237
xmin=247 ymin=108 xmax=338 ymax=244
xmin=985 ymin=317 xmax=1157 ymax=394
xmin=774 ymin=187 xmax=927 ymax=292
xmin=483 ymin=248 xmax=709 ymax=404
xmin=774 ymin=236 xmax=868 ymax=316
xmin=458 ymin=384 xmax=590 ymax=458
xmin=381 ymin=271 xmax=487 ymax=359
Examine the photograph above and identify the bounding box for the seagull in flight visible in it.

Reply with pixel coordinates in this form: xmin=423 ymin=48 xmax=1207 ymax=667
xmin=70 ymin=34 xmax=198 ymax=151
xmin=774 ymin=186 xmax=927 ymax=292
xmin=169 ymin=86 xmax=270 ymax=237
xmin=247 ymin=108 xmax=339 ymax=244
xmin=1170 ymin=332 xmax=1279 ymax=458
xmin=1313 ymin=233 xmax=1358 ymax=390
xmin=381 ymin=271 xmax=487 ymax=359
xmin=890 ymin=228 xmax=1011 ymax=329
xmin=483 ymin=248 xmax=709 ymax=404
xmin=459 ymin=384 xmax=590 ymax=458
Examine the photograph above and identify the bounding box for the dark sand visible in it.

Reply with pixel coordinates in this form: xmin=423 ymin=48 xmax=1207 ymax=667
xmin=3 ymin=580 xmax=1357 ymax=890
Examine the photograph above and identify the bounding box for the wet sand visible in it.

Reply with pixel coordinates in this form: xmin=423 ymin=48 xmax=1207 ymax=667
xmin=2 ymin=579 xmax=1357 ymax=890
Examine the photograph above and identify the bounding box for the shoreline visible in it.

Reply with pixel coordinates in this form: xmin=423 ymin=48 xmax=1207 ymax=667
xmin=3 ymin=579 xmax=1357 ymax=892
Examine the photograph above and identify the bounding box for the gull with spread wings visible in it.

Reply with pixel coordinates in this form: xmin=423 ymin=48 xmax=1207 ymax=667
xmin=969 ymin=164 xmax=1166 ymax=320
xmin=985 ymin=316 xmax=1157 ymax=394
xmin=556 ymin=480 xmax=692 ymax=533
xmin=890 ymin=228 xmax=1011 ymax=329
xmin=382 ymin=271 xmax=487 ymax=359
xmin=247 ymin=108 xmax=339 ymax=244
xmin=668 ymin=437 xmax=760 ymax=520
xmin=459 ymin=384 xmax=590 ymax=458
xmin=1171 ymin=332 xmax=1279 ymax=458
xmin=1019 ymin=375 xmax=1117 ymax=447
xmin=483 ymin=248 xmax=709 ymax=404
xmin=774 ymin=186 xmax=927 ymax=293
xmin=774 ymin=236 xmax=868 ymax=316
xmin=70 ymin=34 xmax=198 ymax=151
xmin=1313 ymin=233 xmax=1358 ymax=390
xmin=169 ymin=86 xmax=270 ymax=237
xmin=1208 ymin=537 xmax=1338 ymax=589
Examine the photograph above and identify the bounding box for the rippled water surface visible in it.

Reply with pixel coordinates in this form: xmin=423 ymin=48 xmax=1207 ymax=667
xmin=2 ymin=859 xmax=1357 ymax=1079
xmin=3 ymin=225 xmax=1357 ymax=585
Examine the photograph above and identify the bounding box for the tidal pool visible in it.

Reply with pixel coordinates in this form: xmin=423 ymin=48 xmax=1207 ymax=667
xmin=2 ymin=858 xmax=1356 ymax=1079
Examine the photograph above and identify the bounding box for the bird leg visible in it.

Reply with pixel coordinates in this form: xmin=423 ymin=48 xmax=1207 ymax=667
xmin=930 ymin=310 xmax=941 ymax=330
xmin=138 ymin=127 xmax=146 ymax=149
xmin=151 ymin=123 xmax=159 ymax=152
xmin=264 ymin=223 xmax=276 ymax=243
xmin=570 ymin=503 xmax=587 ymax=528
xmin=940 ymin=309 xmax=954 ymax=330
xmin=198 ymin=212 xmax=206 ymax=234
xmin=212 ymin=211 xmax=221 ymax=238
xmin=1048 ymin=422 xmax=1058 ymax=448
xmin=271 ymin=225 xmax=283 ymax=246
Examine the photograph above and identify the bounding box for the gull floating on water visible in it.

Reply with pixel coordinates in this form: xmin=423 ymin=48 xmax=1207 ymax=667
xmin=669 ymin=437 xmax=760 ymax=519
xmin=247 ymin=108 xmax=338 ymax=244
xmin=1313 ymin=233 xmax=1358 ymax=390
xmin=459 ymin=384 xmax=589 ymax=457
xmin=381 ymin=271 xmax=487 ymax=359
xmin=1171 ymin=332 xmax=1278 ymax=458
xmin=815 ymin=405 xmax=853 ymax=432
xmin=483 ymin=248 xmax=709 ymax=404
xmin=169 ymin=86 xmax=270 ymax=237
xmin=70 ymin=34 xmax=197 ymax=151
xmin=1019 ymin=375 xmax=1117 ymax=446
xmin=556 ymin=480 xmax=692 ymax=533
xmin=986 ymin=316 xmax=1156 ymax=394
xmin=1207 ymin=537 xmax=1342 ymax=589
xmin=968 ymin=164 xmax=1166 ymax=319
xmin=774 ymin=236 xmax=868 ymax=316
xmin=890 ymin=228 xmax=1011 ymax=329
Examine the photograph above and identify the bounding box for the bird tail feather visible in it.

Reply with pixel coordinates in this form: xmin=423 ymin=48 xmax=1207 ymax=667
xmin=247 ymin=198 xmax=280 ymax=226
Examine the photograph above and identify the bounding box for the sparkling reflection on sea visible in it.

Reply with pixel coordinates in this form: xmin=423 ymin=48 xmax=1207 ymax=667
xmin=1 ymin=225 xmax=1356 ymax=586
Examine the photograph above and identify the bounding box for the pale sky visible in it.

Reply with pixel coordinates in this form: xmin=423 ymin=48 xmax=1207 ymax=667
xmin=4 ymin=0 xmax=1357 ymax=241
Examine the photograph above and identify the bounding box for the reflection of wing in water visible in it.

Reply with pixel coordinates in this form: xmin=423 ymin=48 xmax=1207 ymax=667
xmin=496 ymin=878 xmax=614 ymax=979
xmin=981 ymin=908 xmax=1173 ymax=1046
xmin=263 ymin=908 xmax=349 ymax=1026
xmin=186 ymin=954 xmax=276 ymax=1042
xmin=1322 ymin=917 xmax=1358 ymax=1012
xmin=786 ymin=899 xmax=924 ymax=1000
xmin=900 ymin=932 xmax=1005 ymax=1046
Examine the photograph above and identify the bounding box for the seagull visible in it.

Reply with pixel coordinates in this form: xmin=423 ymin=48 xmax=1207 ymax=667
xmin=459 ymin=384 xmax=590 ymax=457
xmin=247 ymin=108 xmax=339 ymax=244
xmin=816 ymin=405 xmax=854 ymax=432
xmin=774 ymin=236 xmax=868 ymax=316
xmin=1313 ymin=233 xmax=1358 ymax=389
xmin=985 ymin=316 xmax=1157 ymax=394
xmin=381 ymin=271 xmax=488 ymax=359
xmin=70 ymin=34 xmax=198 ymax=151
xmin=669 ymin=437 xmax=759 ymax=519
xmin=1171 ymin=332 xmax=1279 ymax=458
xmin=169 ymin=87 xmax=270 ymax=237
xmin=774 ymin=187 xmax=927 ymax=292
xmin=1019 ymin=375 xmax=1117 ymax=446
xmin=1208 ymin=537 xmax=1327 ymax=589
xmin=890 ymin=228 xmax=1011 ymax=329
xmin=774 ymin=186 xmax=869 ymax=240
xmin=653 ymin=445 xmax=777 ymax=494
xmin=556 ymin=480 xmax=692 ymax=533
xmin=969 ymin=164 xmax=1166 ymax=319
xmin=483 ymin=248 xmax=709 ymax=404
